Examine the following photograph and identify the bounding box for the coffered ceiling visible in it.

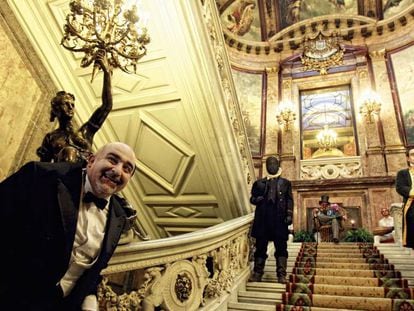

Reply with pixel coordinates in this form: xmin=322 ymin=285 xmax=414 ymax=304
xmin=5 ymin=0 xmax=254 ymax=239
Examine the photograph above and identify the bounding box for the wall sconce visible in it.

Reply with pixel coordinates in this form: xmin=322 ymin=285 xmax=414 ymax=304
xmin=358 ymin=90 xmax=382 ymax=124
xmin=61 ymin=0 xmax=150 ymax=81
xmin=276 ymin=101 xmax=296 ymax=131
xmin=316 ymin=125 xmax=337 ymax=150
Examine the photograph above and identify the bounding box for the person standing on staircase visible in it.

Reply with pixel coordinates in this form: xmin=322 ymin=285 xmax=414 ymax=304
xmin=396 ymin=146 xmax=414 ymax=249
xmin=249 ymin=156 xmax=294 ymax=284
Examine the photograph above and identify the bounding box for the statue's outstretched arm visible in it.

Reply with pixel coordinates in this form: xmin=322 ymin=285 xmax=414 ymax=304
xmin=80 ymin=50 xmax=113 ymax=144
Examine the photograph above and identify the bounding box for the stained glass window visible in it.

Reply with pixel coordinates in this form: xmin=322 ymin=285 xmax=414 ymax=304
xmin=300 ymin=85 xmax=358 ymax=159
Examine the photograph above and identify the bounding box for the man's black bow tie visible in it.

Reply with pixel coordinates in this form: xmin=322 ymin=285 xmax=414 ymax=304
xmin=83 ymin=192 xmax=108 ymax=210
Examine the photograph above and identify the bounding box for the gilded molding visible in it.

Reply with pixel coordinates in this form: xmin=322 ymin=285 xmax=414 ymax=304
xmin=265 ymin=65 xmax=279 ymax=73
xmin=201 ymin=0 xmax=254 ymax=188
xmin=282 ymin=79 xmax=292 ymax=89
xmin=369 ymin=49 xmax=386 ymax=61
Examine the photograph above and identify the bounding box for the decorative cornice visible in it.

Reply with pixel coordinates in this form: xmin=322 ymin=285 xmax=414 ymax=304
xmin=293 ymin=175 xmax=395 ymax=189
xmin=221 ymin=6 xmax=414 ymax=56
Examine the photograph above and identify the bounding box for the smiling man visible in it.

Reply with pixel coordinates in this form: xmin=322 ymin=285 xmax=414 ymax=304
xmin=0 ymin=142 xmax=136 ymax=311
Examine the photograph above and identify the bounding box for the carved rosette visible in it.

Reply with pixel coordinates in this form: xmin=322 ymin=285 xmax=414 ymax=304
xmin=161 ymin=260 xmax=207 ymax=310
xmin=175 ymin=273 xmax=193 ymax=302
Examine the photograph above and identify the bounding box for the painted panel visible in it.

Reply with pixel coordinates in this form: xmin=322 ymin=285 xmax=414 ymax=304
xmin=221 ymin=0 xmax=261 ymax=41
xmin=231 ymin=69 xmax=263 ymax=155
xmin=383 ymin=0 xmax=414 ymax=19
xmin=279 ymin=0 xmax=358 ymax=29
xmin=390 ymin=44 xmax=414 ymax=146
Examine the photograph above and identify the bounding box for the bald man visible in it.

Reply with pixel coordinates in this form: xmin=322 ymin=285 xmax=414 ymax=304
xmin=0 ymin=142 xmax=137 ymax=311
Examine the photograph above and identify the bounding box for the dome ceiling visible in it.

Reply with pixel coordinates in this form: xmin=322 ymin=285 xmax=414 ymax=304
xmin=217 ymin=0 xmax=414 ymax=62
xmin=218 ymin=0 xmax=413 ymax=42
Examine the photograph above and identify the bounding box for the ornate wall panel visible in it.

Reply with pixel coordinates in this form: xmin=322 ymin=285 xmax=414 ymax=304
xmin=389 ymin=43 xmax=414 ymax=147
xmin=5 ymin=0 xmax=254 ymax=239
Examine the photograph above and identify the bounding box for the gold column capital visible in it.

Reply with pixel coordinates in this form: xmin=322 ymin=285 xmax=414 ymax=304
xmin=369 ymin=49 xmax=386 ymax=61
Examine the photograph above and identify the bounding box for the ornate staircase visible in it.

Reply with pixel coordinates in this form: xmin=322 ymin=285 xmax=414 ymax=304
xmin=228 ymin=243 xmax=301 ymax=311
xmin=228 ymin=242 xmax=414 ymax=311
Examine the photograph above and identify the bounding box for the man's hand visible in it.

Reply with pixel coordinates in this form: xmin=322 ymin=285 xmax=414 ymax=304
xmin=250 ymin=195 xmax=265 ymax=205
xmin=285 ymin=216 xmax=292 ymax=225
xmin=81 ymin=295 xmax=98 ymax=311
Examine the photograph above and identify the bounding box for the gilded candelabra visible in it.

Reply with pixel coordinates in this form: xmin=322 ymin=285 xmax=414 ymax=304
xmin=61 ymin=0 xmax=150 ymax=81
xmin=276 ymin=101 xmax=296 ymax=131
xmin=359 ymin=90 xmax=382 ymax=124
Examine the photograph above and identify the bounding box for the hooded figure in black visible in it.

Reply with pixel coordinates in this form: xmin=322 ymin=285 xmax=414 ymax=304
xmin=249 ymin=156 xmax=294 ymax=283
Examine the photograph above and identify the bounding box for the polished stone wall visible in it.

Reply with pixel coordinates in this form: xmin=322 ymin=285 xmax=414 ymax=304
xmin=0 ymin=2 xmax=56 ymax=181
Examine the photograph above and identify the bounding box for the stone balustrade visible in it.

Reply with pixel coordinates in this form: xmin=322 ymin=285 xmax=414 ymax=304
xmin=97 ymin=214 xmax=254 ymax=310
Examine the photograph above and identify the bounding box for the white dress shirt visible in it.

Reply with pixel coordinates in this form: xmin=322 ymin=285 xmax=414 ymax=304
xmin=59 ymin=175 xmax=109 ymax=310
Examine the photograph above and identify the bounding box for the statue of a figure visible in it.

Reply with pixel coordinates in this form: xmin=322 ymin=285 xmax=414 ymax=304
xmin=36 ymin=50 xmax=112 ymax=163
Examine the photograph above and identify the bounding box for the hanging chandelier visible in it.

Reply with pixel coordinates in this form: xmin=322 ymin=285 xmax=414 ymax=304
xmin=61 ymin=0 xmax=150 ymax=81
xmin=316 ymin=125 xmax=337 ymax=150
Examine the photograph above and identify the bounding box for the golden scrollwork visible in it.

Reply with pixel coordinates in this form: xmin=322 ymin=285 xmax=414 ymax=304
xmin=205 ymin=233 xmax=250 ymax=298
xmin=97 ymin=266 xmax=164 ymax=311
xmin=301 ymin=31 xmax=344 ymax=75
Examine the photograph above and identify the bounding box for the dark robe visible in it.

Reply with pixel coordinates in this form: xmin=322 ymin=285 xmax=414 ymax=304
xmin=250 ymin=176 xmax=293 ymax=241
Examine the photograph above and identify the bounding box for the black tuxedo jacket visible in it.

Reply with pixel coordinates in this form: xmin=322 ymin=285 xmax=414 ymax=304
xmin=396 ymin=168 xmax=412 ymax=203
xmin=0 ymin=161 xmax=129 ymax=310
xmin=396 ymin=168 xmax=414 ymax=248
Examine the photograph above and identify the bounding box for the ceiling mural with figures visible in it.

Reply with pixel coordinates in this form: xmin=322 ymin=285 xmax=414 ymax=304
xmin=217 ymin=0 xmax=414 ymax=41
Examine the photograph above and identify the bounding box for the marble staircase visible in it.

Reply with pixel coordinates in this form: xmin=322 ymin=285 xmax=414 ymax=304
xmin=375 ymin=243 xmax=414 ymax=287
xmin=228 ymin=242 xmax=301 ymax=311
xmin=227 ymin=242 xmax=414 ymax=311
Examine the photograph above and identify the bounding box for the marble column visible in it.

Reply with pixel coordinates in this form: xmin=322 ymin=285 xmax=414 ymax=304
xmin=369 ymin=49 xmax=406 ymax=175
xmin=390 ymin=202 xmax=403 ymax=246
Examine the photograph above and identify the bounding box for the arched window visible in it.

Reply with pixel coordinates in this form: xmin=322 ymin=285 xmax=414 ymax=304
xmin=300 ymin=85 xmax=358 ymax=160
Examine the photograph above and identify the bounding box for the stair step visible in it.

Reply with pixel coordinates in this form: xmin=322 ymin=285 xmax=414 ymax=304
xmin=228 ymin=302 xmax=275 ymax=311
xmin=233 ymin=243 xmax=414 ymax=311
xmin=381 ymin=254 xmax=414 ymax=259
xmin=289 ymin=283 xmax=410 ymax=297
xmin=277 ymin=305 xmax=366 ymax=311
xmin=238 ymin=290 xmax=281 ymax=305
xmin=310 ymin=294 xmax=408 ymax=311
xmin=246 ymin=281 xmax=285 ymax=292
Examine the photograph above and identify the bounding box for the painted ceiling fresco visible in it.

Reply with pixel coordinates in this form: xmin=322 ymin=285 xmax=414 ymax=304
xmin=219 ymin=0 xmax=414 ymax=41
